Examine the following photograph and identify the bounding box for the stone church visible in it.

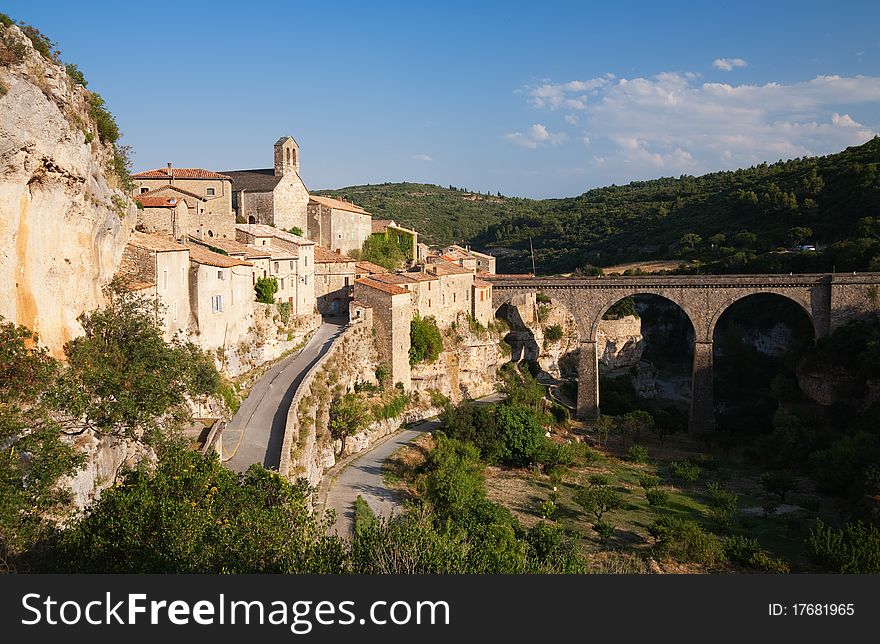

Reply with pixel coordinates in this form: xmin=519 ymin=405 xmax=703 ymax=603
xmin=222 ymin=137 xmax=310 ymax=233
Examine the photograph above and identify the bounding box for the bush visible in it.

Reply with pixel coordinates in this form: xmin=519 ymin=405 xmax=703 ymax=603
xmin=645 ymin=488 xmax=670 ymax=507
xmin=626 ymin=444 xmax=650 ymax=463
xmin=538 ymin=499 xmax=557 ymax=520
xmin=544 ymin=324 xmax=564 ymax=343
xmin=87 ymin=92 xmax=119 ymax=144
xmin=670 ymin=460 xmax=701 ymax=483
xmin=535 ymin=292 xmax=551 ymax=305
xmin=65 ymin=62 xmax=87 ymax=86
xmin=724 ymin=535 xmax=790 ymax=573
xmin=409 ymin=315 xmax=443 ymax=365
xmin=760 ymin=471 xmax=798 ymax=501
xmin=574 ymin=485 xmax=624 ymax=522
xmin=375 ymin=363 xmax=390 ymax=387
xmin=593 ymin=521 xmax=615 ymax=540
xmin=807 ymin=520 xmax=880 ymax=573
xmin=496 ymin=404 xmax=546 ymax=467
xmin=353 ymin=495 xmax=376 ymax=537
xmin=276 ymin=301 xmax=291 ymax=324
xmin=287 ymin=226 xmax=303 ymax=237
xmin=648 ymin=516 xmax=726 ymax=567
xmin=549 ymin=402 xmax=570 ymax=426
xmin=705 ymin=481 xmax=739 ymax=527
xmin=638 ymin=473 xmax=660 ymax=490
xmin=538 ymin=441 xmax=574 ymax=469
xmin=254 ymin=276 xmax=278 ymax=303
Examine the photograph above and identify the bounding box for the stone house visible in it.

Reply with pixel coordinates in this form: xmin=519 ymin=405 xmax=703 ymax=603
xmin=422 ymin=260 xmax=476 ymax=327
xmin=472 ymin=278 xmax=493 ymax=327
xmin=188 ymin=237 xmax=272 ymax=289
xmin=223 ymin=137 xmax=310 ymax=232
xmin=314 ymin=245 xmax=357 ymax=316
xmin=371 ymin=219 xmax=419 ymax=262
xmin=307 ymin=195 xmax=372 ymax=255
xmin=439 ymin=245 xmax=496 ymax=274
xmin=234 ymin=223 xmax=316 ymax=316
xmin=131 ymin=165 xmax=234 ymax=239
xmin=369 ymin=272 xmax=441 ymax=321
xmin=265 ymin=244 xmax=299 ymax=308
xmin=353 ymin=277 xmax=412 ymax=389
xmin=187 ymin=244 xmax=254 ymax=351
xmin=355 ymin=260 xmax=388 ymax=278
xmin=117 ymin=231 xmax=191 ymax=340
xmin=133 ymin=194 xmax=190 ymax=241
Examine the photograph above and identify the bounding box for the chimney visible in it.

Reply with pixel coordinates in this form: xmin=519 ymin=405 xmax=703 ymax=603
xmin=167 ymin=162 xmax=173 ymax=181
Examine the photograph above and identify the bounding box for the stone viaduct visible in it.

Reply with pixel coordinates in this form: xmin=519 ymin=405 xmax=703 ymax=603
xmin=488 ymin=273 xmax=880 ymax=431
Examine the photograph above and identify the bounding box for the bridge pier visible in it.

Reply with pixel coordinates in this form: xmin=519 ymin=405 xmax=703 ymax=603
xmin=690 ymin=340 xmax=715 ymax=432
xmin=576 ymin=340 xmax=600 ymax=420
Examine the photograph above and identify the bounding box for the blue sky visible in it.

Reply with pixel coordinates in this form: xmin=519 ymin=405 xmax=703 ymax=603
xmin=5 ymin=1 xmax=880 ymax=197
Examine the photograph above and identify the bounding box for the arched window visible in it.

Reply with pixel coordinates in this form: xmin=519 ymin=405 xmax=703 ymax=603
xmin=286 ymin=148 xmax=291 ymax=164
xmin=248 ymin=215 xmax=256 ymax=224
xmin=208 ymin=230 xmax=214 ymax=238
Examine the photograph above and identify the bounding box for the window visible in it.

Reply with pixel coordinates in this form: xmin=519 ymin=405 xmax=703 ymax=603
xmin=262 ymin=239 xmax=267 ymax=245
xmin=211 ymin=294 xmax=223 ymax=313
xmin=206 ymin=187 xmax=216 ymax=196
xmin=208 ymin=230 xmax=214 ymax=238
xmin=344 ymin=276 xmax=350 ymax=287
xmin=162 ymin=269 xmax=168 ymax=291
xmin=428 ymin=282 xmax=431 ymax=291
xmin=140 ymin=187 xmax=149 ymax=194
xmin=180 ymin=266 xmax=185 ymax=288
xmin=304 ymin=275 xmax=309 ymax=285
xmin=453 ymin=293 xmax=456 ymax=303
xmin=280 ymin=278 xmax=285 ymax=290
xmin=171 ymin=301 xmax=179 ymax=322
xmin=290 ymin=260 xmax=294 ymax=270
xmin=274 ymin=261 xmax=279 ymax=273
xmin=428 ymin=299 xmax=432 ymax=307
xmin=480 ymin=291 xmax=485 ymax=302
xmin=305 ymin=256 xmax=308 ymax=267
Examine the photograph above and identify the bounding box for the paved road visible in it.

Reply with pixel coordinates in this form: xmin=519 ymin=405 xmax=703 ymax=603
xmin=323 ymin=391 xmax=505 ymax=537
xmin=223 ymin=320 xmax=346 ymax=473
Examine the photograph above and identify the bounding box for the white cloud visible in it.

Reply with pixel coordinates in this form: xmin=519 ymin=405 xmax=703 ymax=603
xmin=513 ymin=71 xmax=880 ymax=177
xmin=504 ymin=123 xmax=568 ymax=149
xmin=713 ymin=57 xmax=748 ymax=71
xmin=527 ymin=74 xmax=614 ymax=110
xmin=411 ymin=153 xmax=433 ymax=161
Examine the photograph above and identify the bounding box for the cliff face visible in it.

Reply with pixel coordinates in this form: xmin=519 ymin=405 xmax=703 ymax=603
xmin=0 ymin=24 xmax=133 ymax=356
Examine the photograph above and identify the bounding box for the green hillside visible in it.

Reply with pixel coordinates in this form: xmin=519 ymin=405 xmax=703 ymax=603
xmin=316 ymin=138 xmax=880 ymax=274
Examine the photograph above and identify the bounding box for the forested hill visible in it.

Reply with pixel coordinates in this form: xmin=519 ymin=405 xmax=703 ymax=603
xmin=316 ymin=138 xmax=880 ymax=274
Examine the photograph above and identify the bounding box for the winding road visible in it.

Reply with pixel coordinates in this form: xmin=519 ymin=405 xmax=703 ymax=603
xmin=223 ymin=320 xmax=346 ymax=473
xmin=323 ymin=392 xmax=505 ymax=537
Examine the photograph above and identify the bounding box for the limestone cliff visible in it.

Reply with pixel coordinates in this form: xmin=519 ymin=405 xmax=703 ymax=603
xmin=0 ymin=23 xmax=134 ymax=356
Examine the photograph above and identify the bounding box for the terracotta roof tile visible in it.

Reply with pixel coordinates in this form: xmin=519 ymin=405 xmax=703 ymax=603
xmin=369 ymin=273 xmax=418 ymax=286
xmin=136 ymin=185 xmax=207 ymax=202
xmin=427 ymin=261 xmax=473 ymax=276
xmin=473 ymin=279 xmax=492 ymax=288
xmin=190 ymin=237 xmax=271 ymax=259
xmin=128 ymin=231 xmax=189 ymax=253
xmin=234 ymin=223 xmax=316 ymax=245
xmin=135 ymin=195 xmax=183 ymax=208
xmin=405 ymin=271 xmax=439 ymax=282
xmin=355 ymin=277 xmax=408 ymax=296
xmin=187 ymin=244 xmax=252 ymax=268
xmin=132 ymin=167 xmax=231 ymax=180
xmin=371 ymin=219 xmax=395 ymax=234
xmin=264 ymin=244 xmax=297 ymax=260
xmin=309 ymin=195 xmax=370 ymax=215
xmin=314 ymin=245 xmax=355 ymax=263
xmin=355 ymin=260 xmax=388 ymax=274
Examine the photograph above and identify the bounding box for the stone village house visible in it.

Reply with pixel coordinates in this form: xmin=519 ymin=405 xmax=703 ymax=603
xmin=307 ymin=195 xmax=373 ymax=256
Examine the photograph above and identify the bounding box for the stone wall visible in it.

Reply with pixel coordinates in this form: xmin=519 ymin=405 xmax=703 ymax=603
xmin=271 ymin=172 xmax=309 ymax=232
xmin=353 ymin=281 xmax=412 ymax=388
xmin=221 ymin=307 xmax=321 ymax=377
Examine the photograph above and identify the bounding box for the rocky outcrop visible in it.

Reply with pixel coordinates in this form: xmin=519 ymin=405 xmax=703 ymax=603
xmin=0 ymin=24 xmax=134 ymax=357
xmin=221 ymin=307 xmax=321 ymax=378
xmin=411 ymin=315 xmax=506 ymax=402
xmin=597 ymin=316 xmax=644 ymax=368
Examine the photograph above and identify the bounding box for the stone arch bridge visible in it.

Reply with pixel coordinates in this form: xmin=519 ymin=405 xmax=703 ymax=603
xmin=488 ymin=273 xmax=880 ymax=431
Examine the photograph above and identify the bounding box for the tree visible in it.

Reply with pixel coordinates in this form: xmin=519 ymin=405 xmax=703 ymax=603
xmin=807 ymin=520 xmax=880 ymax=573
xmin=678 ymin=233 xmax=702 ymax=252
xmin=39 ymin=447 xmax=346 ymax=573
xmin=359 ymin=234 xmax=406 ymax=270
xmin=760 ymin=470 xmax=798 ymax=501
xmin=254 ymin=276 xmax=278 ymax=303
xmin=55 ymin=282 xmax=220 ymax=441
xmin=618 ymin=410 xmax=654 ymax=444
xmin=496 ymin=404 xmax=546 ymax=467
xmin=0 ymin=320 xmax=82 ymax=570
xmin=573 ymin=484 xmax=624 ymax=522
xmin=787 ymin=227 xmax=813 ymax=247
xmin=329 ymin=393 xmax=370 ymax=457
xmin=594 ymin=414 xmax=615 ymax=444
xmin=409 ymin=315 xmax=443 ymax=365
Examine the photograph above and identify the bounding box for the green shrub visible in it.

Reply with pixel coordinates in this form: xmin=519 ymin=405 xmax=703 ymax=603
xmin=217 ymin=380 xmax=240 ymax=415
xmin=372 ymin=392 xmax=408 ymax=421
xmin=549 ymin=402 xmax=570 ymax=426
xmin=574 ymin=484 xmax=624 ymax=522
xmin=706 ymin=481 xmax=739 ymax=527
xmin=648 ymin=516 xmax=726 ymax=567
xmin=626 ymin=444 xmax=650 ymax=463
xmin=535 ymin=292 xmax=551 ymax=305
xmin=670 ymin=460 xmax=701 ymax=483
xmin=87 ymin=92 xmax=119 ymax=143
xmin=603 ymin=297 xmax=639 ymax=320
xmin=353 ymin=495 xmax=376 ymax=537
xmin=638 ymin=473 xmax=660 ymax=490
xmin=409 ymin=315 xmax=443 ymax=365
xmin=254 ymin=276 xmax=278 ymax=304
xmin=807 ymin=520 xmax=880 ymax=573
xmin=375 ymin=363 xmax=391 ymax=387
xmin=275 ymin=301 xmax=291 ymax=324
xmin=645 ymin=488 xmax=669 ymax=507
xmin=538 ymin=499 xmax=557 ymax=520
xmin=538 ymin=441 xmax=574 ymax=468
xmin=760 ymin=470 xmax=798 ymax=501
xmin=65 ymin=62 xmax=87 ymax=86
xmin=496 ymin=404 xmax=546 ymax=467
xmin=593 ymin=521 xmax=615 ymax=540
xmin=724 ymin=536 xmax=790 ymax=573
xmin=588 ymin=474 xmax=609 ymax=487
xmin=543 ymin=324 xmax=564 ymax=343
xmin=287 ymin=226 xmax=303 ymax=237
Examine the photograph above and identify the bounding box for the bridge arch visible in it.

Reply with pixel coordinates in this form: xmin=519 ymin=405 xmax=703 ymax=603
xmin=707 ymin=289 xmax=817 ymax=342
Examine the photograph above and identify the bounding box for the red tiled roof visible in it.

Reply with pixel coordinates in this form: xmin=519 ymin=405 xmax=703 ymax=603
xmin=406 ymin=271 xmax=439 ymax=282
xmin=427 ymin=261 xmax=473 ymax=276
xmin=355 ymin=277 xmax=408 ymax=296
xmin=309 ymin=195 xmax=370 ymax=215
xmin=187 ymin=244 xmax=252 ymax=268
xmin=190 ymin=237 xmax=271 ymax=259
xmin=132 ymin=167 xmax=231 ymax=180
xmin=355 ymin=260 xmax=388 ymax=274
xmin=234 ymin=223 xmax=315 ymax=245
xmin=473 ymin=279 xmax=492 ymax=288
xmin=137 ymin=185 xmax=207 ymax=202
xmin=314 ymin=245 xmax=355 ymax=263
xmin=128 ymin=231 xmax=188 ymax=253
xmin=371 ymin=219 xmax=395 ymax=234
xmin=135 ymin=195 xmax=182 ymax=208
xmin=369 ymin=273 xmax=418 ymax=286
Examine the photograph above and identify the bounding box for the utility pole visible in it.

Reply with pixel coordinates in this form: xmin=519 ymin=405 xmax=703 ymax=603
xmin=529 ymin=236 xmax=536 ymax=276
